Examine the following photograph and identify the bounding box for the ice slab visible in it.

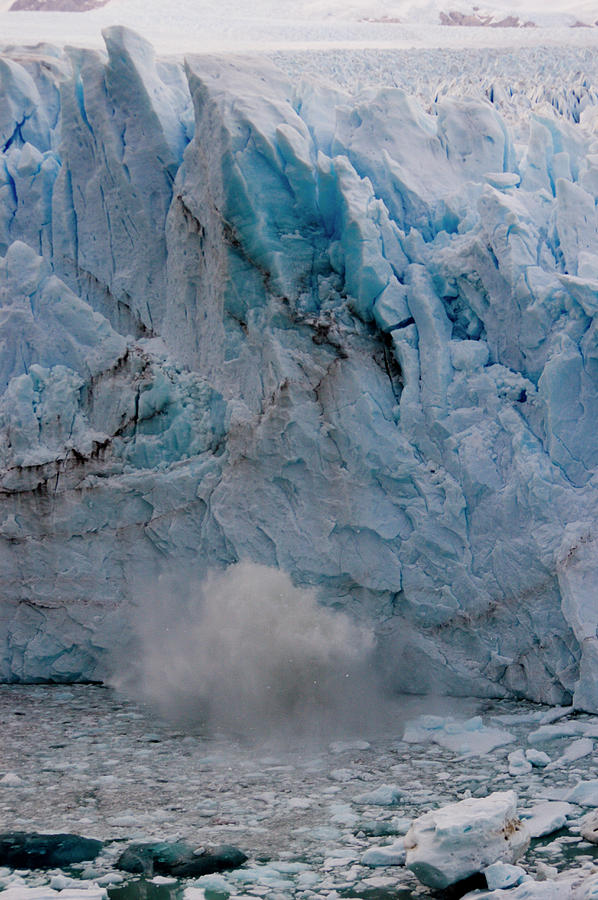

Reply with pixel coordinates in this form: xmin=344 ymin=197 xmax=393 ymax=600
xmin=565 ymin=781 xmax=598 ymax=808
xmin=405 ymin=790 xmax=529 ymax=889
xmin=0 ymin=891 xmax=106 ymax=900
xmin=519 ymin=801 xmax=576 ymax=838
xmin=361 ymin=839 xmax=406 ymax=867
xmin=403 ymin=716 xmax=515 ymax=756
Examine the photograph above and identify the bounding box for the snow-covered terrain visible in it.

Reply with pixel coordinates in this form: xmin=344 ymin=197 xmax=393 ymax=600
xmin=3 ymin=20 xmax=598 ymax=711
xmin=2 ymin=0 xmax=598 ymax=54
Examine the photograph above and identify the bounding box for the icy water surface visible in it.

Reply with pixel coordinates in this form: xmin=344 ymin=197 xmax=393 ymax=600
xmin=3 ymin=686 xmax=598 ymax=898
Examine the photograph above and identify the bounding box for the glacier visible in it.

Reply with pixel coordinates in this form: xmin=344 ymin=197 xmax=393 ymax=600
xmin=2 ymin=27 xmax=598 ymax=709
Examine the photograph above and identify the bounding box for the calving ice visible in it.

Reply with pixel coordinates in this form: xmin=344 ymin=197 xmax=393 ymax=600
xmin=2 ymin=25 xmax=598 ymax=713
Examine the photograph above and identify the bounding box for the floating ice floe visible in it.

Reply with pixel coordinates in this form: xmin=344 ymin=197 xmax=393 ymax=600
xmin=329 ymin=740 xmax=371 ymax=753
xmin=0 ymin=890 xmax=107 ymax=900
xmin=508 ymin=749 xmax=533 ymax=776
xmin=526 ymin=749 xmax=551 ymax=768
xmin=403 ymin=716 xmax=515 ymax=756
xmin=528 ymin=722 xmax=598 ymax=744
xmin=361 ymin=838 xmax=406 ymax=867
xmin=484 ymin=861 xmax=528 ymax=890
xmin=545 ymin=738 xmax=594 ymax=769
xmin=0 ymin=774 xmax=23 ymax=786
xmin=353 ymin=784 xmax=404 ymax=805
xmin=462 ymin=866 xmax=598 ymax=898
xmin=519 ymin=802 xmax=576 ymax=838
xmin=581 ymin=811 xmax=598 ymax=845
xmin=405 ymin=790 xmax=529 ymax=889
xmin=565 ymin=781 xmax=598 ymax=808
xmin=0 ymin=834 xmax=103 ymax=869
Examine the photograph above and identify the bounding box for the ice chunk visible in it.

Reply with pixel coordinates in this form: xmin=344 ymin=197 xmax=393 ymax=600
xmin=1 ymin=891 xmax=106 ymax=900
xmin=484 ymin=861 xmax=527 ymax=889
xmin=545 ymin=737 xmax=593 ymax=769
xmin=519 ymin=802 xmax=575 ymax=838
xmin=508 ymin=750 xmax=532 ymax=776
xmin=565 ymin=781 xmax=598 ymax=808
xmin=116 ymin=841 xmax=247 ymax=877
xmin=528 ymin=723 xmax=582 ymax=744
xmin=403 ymin=716 xmax=515 ymax=756
xmin=0 ymin=774 xmax=22 ymax=786
xmin=354 ymin=785 xmax=403 ymax=806
xmin=405 ymin=790 xmax=529 ymax=889
xmin=329 ymin=740 xmax=371 ymax=754
xmin=450 ymin=339 xmax=490 ymax=371
xmin=0 ymin=241 xmax=127 ymax=389
xmin=361 ymin=839 xmax=406 ymax=867
xmin=580 ymin=811 xmax=598 ymax=845
xmin=0 ymin=832 xmax=103 ymax=868
xmin=526 ymin=749 xmax=551 ymax=768
xmin=461 ymin=878 xmax=565 ymax=898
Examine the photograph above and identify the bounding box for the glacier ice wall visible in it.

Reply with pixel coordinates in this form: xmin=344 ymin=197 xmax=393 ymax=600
xmin=2 ymin=29 xmax=598 ymax=707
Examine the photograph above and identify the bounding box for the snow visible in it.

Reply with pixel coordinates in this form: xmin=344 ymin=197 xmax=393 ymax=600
xmin=0 ymin=0 xmax=598 ymax=58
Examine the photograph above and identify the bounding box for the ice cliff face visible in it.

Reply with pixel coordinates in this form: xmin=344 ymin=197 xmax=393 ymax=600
xmin=2 ymin=28 xmax=598 ymax=707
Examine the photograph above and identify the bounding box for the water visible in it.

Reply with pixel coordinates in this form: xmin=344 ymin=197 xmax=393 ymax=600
xmin=2 ymin=685 xmax=598 ymax=898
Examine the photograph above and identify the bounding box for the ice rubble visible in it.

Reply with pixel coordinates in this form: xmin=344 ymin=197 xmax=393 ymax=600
xmin=3 ymin=27 xmax=598 ymax=707
xmin=7 ymin=686 xmax=598 ymax=898
xmin=0 ymin=890 xmax=106 ymax=900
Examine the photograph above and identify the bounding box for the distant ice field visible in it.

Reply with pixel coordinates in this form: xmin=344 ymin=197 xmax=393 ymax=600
xmin=268 ymin=43 xmax=598 ymax=102
xmin=1 ymin=0 xmax=598 ymax=55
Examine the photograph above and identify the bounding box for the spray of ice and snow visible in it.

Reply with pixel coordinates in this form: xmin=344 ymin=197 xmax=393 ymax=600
xmin=109 ymin=561 xmax=381 ymax=737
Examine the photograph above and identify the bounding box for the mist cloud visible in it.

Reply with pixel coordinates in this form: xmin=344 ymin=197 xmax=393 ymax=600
xmin=110 ymin=561 xmax=382 ymax=739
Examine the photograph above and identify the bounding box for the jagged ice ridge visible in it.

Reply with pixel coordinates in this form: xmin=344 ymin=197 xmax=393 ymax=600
xmin=2 ymin=28 xmax=598 ymax=709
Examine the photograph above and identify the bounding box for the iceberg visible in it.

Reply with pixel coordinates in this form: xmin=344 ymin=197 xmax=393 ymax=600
xmin=404 ymin=790 xmax=529 ymax=889
xmin=1 ymin=27 xmax=598 ymax=710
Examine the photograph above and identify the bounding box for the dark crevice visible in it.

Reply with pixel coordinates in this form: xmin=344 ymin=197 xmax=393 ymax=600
xmin=176 ymin=193 xmax=205 ymax=240
xmin=388 ymin=315 xmax=415 ymax=331
xmin=372 ymin=331 xmax=403 ymax=405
